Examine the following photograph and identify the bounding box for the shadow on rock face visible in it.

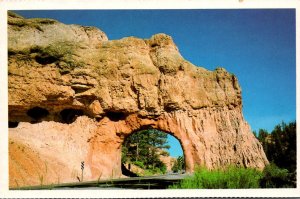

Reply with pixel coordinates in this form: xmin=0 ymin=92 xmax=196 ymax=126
xmin=27 ymin=106 xmax=49 ymax=121
xmin=60 ymin=109 xmax=84 ymax=124
xmin=106 ymin=111 xmax=128 ymax=122
xmin=121 ymin=163 xmax=139 ymax=177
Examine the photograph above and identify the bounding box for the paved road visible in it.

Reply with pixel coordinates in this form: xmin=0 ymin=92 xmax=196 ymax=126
xmin=13 ymin=173 xmax=190 ymax=190
xmin=55 ymin=173 xmax=190 ymax=190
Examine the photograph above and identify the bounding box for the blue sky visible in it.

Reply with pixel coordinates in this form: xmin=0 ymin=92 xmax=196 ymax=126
xmin=13 ymin=9 xmax=296 ymax=158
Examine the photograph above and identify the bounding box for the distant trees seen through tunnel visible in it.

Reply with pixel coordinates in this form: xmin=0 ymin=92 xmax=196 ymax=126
xmin=121 ymin=129 xmax=184 ymax=176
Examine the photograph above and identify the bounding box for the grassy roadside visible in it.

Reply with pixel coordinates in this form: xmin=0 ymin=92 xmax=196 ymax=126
xmin=170 ymin=166 xmax=261 ymax=189
xmin=169 ymin=164 xmax=295 ymax=189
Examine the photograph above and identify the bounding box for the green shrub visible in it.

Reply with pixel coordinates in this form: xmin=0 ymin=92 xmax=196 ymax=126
xmin=260 ymin=163 xmax=295 ymax=188
xmin=170 ymin=166 xmax=262 ymax=189
xmin=160 ymin=164 xmax=167 ymax=174
xmin=172 ymin=156 xmax=185 ymax=173
xmin=171 ymin=164 xmax=296 ymax=189
xmin=133 ymin=161 xmax=144 ymax=168
xmin=143 ymin=169 xmax=154 ymax=176
xmin=152 ymin=167 xmax=164 ymax=174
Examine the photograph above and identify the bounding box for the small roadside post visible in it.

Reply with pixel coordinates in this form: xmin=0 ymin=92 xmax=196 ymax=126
xmin=81 ymin=161 xmax=84 ymax=182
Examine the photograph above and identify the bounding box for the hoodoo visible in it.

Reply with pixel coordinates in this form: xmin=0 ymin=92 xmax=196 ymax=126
xmin=8 ymin=12 xmax=268 ymax=187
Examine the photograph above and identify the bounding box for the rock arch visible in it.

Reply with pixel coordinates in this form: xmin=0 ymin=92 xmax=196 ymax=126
xmin=121 ymin=127 xmax=185 ymax=175
xmin=85 ymin=108 xmax=268 ymax=180
xmin=8 ymin=12 xmax=269 ymax=186
xmin=86 ymin=114 xmax=194 ymax=179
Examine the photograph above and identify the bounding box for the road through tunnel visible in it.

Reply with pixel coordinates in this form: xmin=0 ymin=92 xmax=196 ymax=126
xmin=86 ymin=113 xmax=196 ymax=181
xmin=121 ymin=128 xmax=185 ymax=177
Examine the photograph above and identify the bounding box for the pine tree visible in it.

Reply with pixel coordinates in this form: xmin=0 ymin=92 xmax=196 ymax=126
xmin=256 ymin=121 xmax=296 ymax=173
xmin=122 ymin=129 xmax=171 ymax=172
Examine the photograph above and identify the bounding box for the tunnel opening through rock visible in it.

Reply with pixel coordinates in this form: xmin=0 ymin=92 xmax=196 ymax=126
xmin=27 ymin=106 xmax=49 ymax=121
xmin=60 ymin=109 xmax=84 ymax=124
xmin=121 ymin=128 xmax=185 ymax=177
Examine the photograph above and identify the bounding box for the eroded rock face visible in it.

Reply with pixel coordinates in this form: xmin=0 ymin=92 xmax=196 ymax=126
xmin=8 ymin=12 xmax=268 ymax=187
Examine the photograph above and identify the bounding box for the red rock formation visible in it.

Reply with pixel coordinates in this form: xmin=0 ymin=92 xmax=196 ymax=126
xmin=158 ymin=152 xmax=176 ymax=172
xmin=8 ymin=12 xmax=268 ymax=187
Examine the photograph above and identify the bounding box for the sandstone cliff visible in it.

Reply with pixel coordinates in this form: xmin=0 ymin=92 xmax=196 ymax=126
xmin=8 ymin=11 xmax=269 ymax=187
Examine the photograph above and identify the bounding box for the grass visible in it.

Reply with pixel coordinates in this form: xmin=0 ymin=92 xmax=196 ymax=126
xmin=38 ymin=174 xmax=44 ymax=186
xmin=8 ymin=18 xmax=44 ymax=31
xmin=132 ymin=160 xmax=144 ymax=168
xmin=8 ymin=11 xmax=23 ymax=18
xmin=170 ymin=166 xmax=262 ymax=189
xmin=14 ymin=179 xmax=19 ymax=189
xmin=97 ymin=171 xmax=103 ymax=183
xmin=8 ymin=11 xmax=57 ymax=31
xmin=139 ymin=167 xmax=166 ymax=176
xmin=170 ymin=164 xmax=296 ymax=189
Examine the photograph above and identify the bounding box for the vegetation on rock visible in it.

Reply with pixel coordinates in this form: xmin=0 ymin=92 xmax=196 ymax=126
xmin=8 ymin=11 xmax=57 ymax=31
xmin=8 ymin=41 xmax=83 ymax=74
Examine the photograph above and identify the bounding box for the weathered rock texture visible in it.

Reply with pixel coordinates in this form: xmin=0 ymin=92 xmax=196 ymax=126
xmin=8 ymin=12 xmax=269 ymax=187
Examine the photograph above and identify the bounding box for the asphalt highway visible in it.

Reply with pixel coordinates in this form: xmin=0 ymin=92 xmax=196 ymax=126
xmin=12 ymin=173 xmax=191 ymax=190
